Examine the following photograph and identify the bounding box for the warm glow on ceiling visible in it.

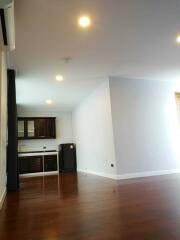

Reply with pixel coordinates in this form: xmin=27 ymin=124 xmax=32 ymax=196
xmin=78 ymin=16 xmax=91 ymax=28
xmin=176 ymin=35 xmax=180 ymax=44
xmin=46 ymin=99 xmax=52 ymax=104
xmin=56 ymin=75 xmax=64 ymax=81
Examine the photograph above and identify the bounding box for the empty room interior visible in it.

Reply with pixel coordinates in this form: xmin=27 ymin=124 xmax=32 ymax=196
xmin=1 ymin=0 xmax=180 ymax=239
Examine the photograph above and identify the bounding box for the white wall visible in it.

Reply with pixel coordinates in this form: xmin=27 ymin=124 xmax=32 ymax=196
xmin=0 ymin=51 xmax=7 ymax=208
xmin=109 ymin=77 xmax=180 ymax=175
xmin=18 ymin=109 xmax=73 ymax=152
xmin=72 ymin=80 xmax=117 ymax=178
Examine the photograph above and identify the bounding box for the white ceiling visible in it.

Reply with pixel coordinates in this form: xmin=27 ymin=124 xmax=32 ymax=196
xmin=11 ymin=0 xmax=180 ymax=111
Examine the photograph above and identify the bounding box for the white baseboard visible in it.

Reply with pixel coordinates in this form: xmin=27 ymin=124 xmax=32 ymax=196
xmin=78 ymin=168 xmax=180 ymax=180
xmin=20 ymin=171 xmax=59 ymax=178
xmin=0 ymin=188 xmax=6 ymax=210
xmin=77 ymin=169 xmax=117 ymax=179
xmin=117 ymin=169 xmax=180 ymax=180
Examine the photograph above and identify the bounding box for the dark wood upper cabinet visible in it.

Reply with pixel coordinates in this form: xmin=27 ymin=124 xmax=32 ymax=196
xmin=17 ymin=120 xmax=25 ymax=138
xmin=35 ymin=119 xmax=47 ymax=138
xmin=46 ymin=118 xmax=56 ymax=138
xmin=35 ymin=118 xmax=56 ymax=138
xmin=18 ymin=117 xmax=56 ymax=139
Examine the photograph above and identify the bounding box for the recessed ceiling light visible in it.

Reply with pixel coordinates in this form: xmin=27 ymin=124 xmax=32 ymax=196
xmin=78 ymin=16 xmax=91 ymax=28
xmin=46 ymin=99 xmax=52 ymax=104
xmin=56 ymin=75 xmax=64 ymax=81
xmin=176 ymin=35 xmax=180 ymax=44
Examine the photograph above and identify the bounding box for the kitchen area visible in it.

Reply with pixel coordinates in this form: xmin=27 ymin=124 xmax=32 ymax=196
xmin=17 ymin=111 xmax=76 ymax=178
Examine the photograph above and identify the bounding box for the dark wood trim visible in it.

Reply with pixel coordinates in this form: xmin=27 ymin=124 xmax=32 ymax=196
xmin=18 ymin=137 xmax=56 ymax=140
xmin=0 ymin=8 xmax=8 ymax=45
xmin=7 ymin=69 xmax=19 ymax=191
xmin=18 ymin=117 xmax=56 ymax=120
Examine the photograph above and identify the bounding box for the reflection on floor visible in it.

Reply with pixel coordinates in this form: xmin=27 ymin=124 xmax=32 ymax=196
xmin=1 ymin=173 xmax=180 ymax=239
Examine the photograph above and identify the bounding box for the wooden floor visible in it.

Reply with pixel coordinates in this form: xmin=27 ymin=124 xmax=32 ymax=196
xmin=1 ymin=173 xmax=180 ymax=240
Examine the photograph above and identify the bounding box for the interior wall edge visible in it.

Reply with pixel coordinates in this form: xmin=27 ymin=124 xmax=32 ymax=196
xmin=72 ymin=79 xmax=117 ymax=176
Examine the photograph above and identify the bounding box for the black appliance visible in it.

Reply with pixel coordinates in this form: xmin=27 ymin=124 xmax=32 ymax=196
xmin=59 ymin=143 xmax=77 ymax=172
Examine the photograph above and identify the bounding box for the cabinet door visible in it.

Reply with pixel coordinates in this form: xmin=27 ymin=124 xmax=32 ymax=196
xmin=19 ymin=157 xmax=29 ymax=173
xmin=46 ymin=118 xmax=56 ymax=138
xmin=35 ymin=118 xmax=56 ymax=138
xmin=19 ymin=156 xmax=43 ymax=174
xmin=27 ymin=120 xmax=35 ymax=137
xmin=29 ymin=156 xmax=43 ymax=173
xmin=35 ymin=119 xmax=47 ymax=138
xmin=18 ymin=120 xmax=25 ymax=138
xmin=44 ymin=155 xmax=57 ymax=172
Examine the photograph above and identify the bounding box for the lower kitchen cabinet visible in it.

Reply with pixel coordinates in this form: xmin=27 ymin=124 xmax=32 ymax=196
xmin=19 ymin=156 xmax=43 ymax=174
xmin=19 ymin=153 xmax=58 ymax=176
xmin=44 ymin=155 xmax=58 ymax=172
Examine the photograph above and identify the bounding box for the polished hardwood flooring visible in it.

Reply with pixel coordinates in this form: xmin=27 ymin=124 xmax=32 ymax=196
xmin=1 ymin=173 xmax=180 ymax=239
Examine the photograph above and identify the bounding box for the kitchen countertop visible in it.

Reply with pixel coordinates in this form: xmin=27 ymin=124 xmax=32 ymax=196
xmin=18 ymin=150 xmax=58 ymax=157
xmin=18 ymin=150 xmax=57 ymax=154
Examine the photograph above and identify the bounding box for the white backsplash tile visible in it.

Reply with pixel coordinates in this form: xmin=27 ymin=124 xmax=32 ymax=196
xmin=18 ymin=139 xmax=58 ymax=152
